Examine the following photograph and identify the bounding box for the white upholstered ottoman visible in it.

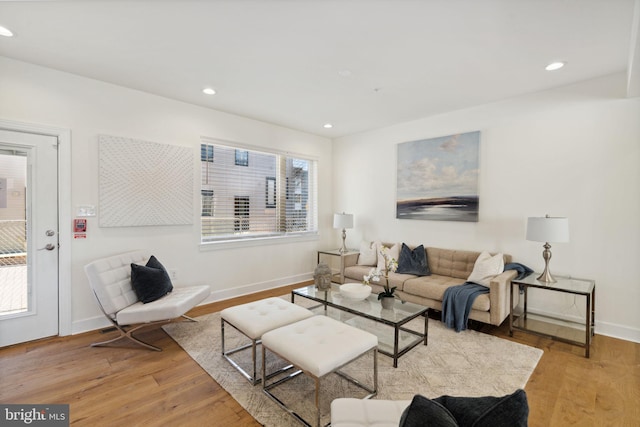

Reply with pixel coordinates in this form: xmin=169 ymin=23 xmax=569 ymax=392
xmin=220 ymin=297 xmax=313 ymax=384
xmin=261 ymin=315 xmax=378 ymax=427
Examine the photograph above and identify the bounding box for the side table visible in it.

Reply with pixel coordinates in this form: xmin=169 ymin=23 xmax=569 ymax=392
xmin=317 ymin=249 xmax=359 ymax=284
xmin=509 ymin=273 xmax=595 ymax=357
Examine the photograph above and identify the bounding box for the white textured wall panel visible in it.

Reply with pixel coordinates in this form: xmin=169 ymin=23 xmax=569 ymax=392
xmin=99 ymin=134 xmax=193 ymax=227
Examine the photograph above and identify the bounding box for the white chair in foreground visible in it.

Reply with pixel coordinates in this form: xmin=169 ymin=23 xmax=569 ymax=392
xmin=84 ymin=250 xmax=210 ymax=351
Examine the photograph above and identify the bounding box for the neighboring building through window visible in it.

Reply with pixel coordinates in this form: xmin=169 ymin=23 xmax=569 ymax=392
xmin=234 ymin=196 xmax=250 ymax=231
xmin=201 ymin=189 xmax=214 ymax=217
xmin=235 ymin=149 xmax=249 ymax=167
xmin=200 ymin=140 xmax=317 ymax=242
xmin=265 ymin=177 xmax=276 ymax=208
xmin=201 ymin=144 xmax=214 ymax=162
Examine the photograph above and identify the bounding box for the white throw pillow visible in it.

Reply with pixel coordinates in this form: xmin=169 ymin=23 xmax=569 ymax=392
xmin=356 ymin=241 xmax=377 ymax=266
xmin=467 ymin=251 xmax=505 ymax=287
xmin=377 ymin=242 xmax=400 ymax=271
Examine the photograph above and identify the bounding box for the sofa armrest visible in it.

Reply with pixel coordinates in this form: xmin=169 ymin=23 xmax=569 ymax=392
xmin=488 ymin=269 xmax=517 ymax=326
xmin=343 ymin=252 xmax=360 ymax=268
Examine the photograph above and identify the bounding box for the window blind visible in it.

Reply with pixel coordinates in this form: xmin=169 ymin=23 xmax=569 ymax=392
xmin=200 ymin=141 xmax=317 ymax=242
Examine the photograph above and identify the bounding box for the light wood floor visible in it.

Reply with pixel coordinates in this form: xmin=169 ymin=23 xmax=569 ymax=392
xmin=1 ymin=283 xmax=638 ymax=427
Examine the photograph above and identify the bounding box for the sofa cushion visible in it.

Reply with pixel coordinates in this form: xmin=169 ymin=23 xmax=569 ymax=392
xmin=403 ymin=276 xmax=491 ymax=311
xmin=356 ymin=241 xmax=377 ymax=266
xmin=397 ymin=243 xmax=430 ymax=276
xmin=426 ymin=247 xmax=481 ymax=279
xmin=331 ymin=398 xmax=411 ymax=427
xmin=400 ymin=394 xmax=458 ymax=427
xmin=130 ymin=255 xmax=174 ymax=303
xmin=377 ymin=242 xmax=400 ymax=271
xmin=467 ymin=251 xmax=504 ymax=287
xmin=116 ymin=285 xmax=210 ymax=325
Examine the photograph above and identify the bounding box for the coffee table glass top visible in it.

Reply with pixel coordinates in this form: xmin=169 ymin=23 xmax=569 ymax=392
xmin=292 ymin=284 xmax=427 ymax=323
xmin=292 ymin=284 xmax=428 ymax=367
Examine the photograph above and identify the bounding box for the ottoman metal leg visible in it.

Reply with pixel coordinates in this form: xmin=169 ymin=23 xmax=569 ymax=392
xmin=221 ymin=318 xmax=261 ymax=385
xmin=262 ymin=344 xmax=378 ymax=427
xmin=219 ymin=297 xmax=314 ymax=385
xmin=221 ymin=317 xmax=296 ymax=385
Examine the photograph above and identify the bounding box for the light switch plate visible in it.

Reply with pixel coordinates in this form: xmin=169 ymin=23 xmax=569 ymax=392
xmin=76 ymin=205 xmax=96 ymax=217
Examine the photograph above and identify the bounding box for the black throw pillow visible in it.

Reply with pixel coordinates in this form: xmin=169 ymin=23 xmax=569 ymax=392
xmin=131 ymin=255 xmax=174 ymax=304
xmin=399 ymin=394 xmax=458 ymax=427
xmin=396 ymin=243 xmax=431 ymax=276
xmin=434 ymin=389 xmax=529 ymax=427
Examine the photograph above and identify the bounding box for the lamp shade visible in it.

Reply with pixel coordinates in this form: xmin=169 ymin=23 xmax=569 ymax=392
xmin=333 ymin=213 xmax=353 ymax=229
xmin=526 ymin=216 xmax=569 ymax=243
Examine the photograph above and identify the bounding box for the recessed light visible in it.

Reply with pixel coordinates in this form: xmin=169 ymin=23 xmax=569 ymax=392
xmin=202 ymin=87 xmax=216 ymax=95
xmin=323 ymin=123 xmax=333 ymax=129
xmin=0 ymin=26 xmax=14 ymax=37
xmin=545 ymin=62 xmax=565 ymax=71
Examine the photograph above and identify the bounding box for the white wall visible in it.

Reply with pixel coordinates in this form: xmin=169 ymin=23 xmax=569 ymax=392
xmin=2 ymin=55 xmax=638 ymax=343
xmin=333 ymin=73 xmax=640 ymax=342
xmin=0 ymin=56 xmax=334 ymax=334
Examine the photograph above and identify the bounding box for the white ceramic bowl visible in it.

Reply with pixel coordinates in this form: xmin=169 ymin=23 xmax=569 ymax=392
xmin=340 ymin=283 xmax=372 ymax=300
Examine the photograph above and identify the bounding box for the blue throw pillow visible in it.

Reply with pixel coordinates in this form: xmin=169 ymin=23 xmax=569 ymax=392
xmin=434 ymin=389 xmax=529 ymax=427
xmin=130 ymin=255 xmax=174 ymax=304
xmin=399 ymin=394 xmax=458 ymax=427
xmin=396 ymin=243 xmax=430 ymax=276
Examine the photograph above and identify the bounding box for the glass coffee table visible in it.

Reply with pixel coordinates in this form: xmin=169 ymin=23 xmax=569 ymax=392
xmin=292 ymin=285 xmax=428 ymax=368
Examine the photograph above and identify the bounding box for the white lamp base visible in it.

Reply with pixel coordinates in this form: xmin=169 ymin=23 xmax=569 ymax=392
xmin=339 ymin=228 xmax=347 ymax=253
xmin=536 ymin=242 xmax=557 ymax=283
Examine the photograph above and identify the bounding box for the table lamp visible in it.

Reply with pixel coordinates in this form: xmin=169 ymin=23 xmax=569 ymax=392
xmin=333 ymin=212 xmax=353 ymax=253
xmin=526 ymin=215 xmax=569 ymax=283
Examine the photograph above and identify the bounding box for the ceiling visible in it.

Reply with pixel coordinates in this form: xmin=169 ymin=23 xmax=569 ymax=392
xmin=0 ymin=0 xmax=638 ymax=138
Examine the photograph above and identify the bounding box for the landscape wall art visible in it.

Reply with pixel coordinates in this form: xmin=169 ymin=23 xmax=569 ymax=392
xmin=396 ymin=131 xmax=480 ymax=222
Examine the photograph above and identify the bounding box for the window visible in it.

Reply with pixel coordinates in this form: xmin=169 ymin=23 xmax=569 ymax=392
xmin=234 ymin=196 xmax=250 ymax=231
xmin=201 ymin=190 xmax=214 ymax=216
xmin=201 ymin=144 xmax=214 ymax=162
xmin=265 ymin=177 xmax=276 ymax=208
xmin=200 ymin=140 xmax=317 ymax=243
xmin=235 ymin=149 xmax=249 ymax=166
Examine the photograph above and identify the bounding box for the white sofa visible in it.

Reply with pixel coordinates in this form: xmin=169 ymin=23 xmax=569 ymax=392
xmin=331 ymin=398 xmax=410 ymax=427
xmin=331 ymin=389 xmax=529 ymax=427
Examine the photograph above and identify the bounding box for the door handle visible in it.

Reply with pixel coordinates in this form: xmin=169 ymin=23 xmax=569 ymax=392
xmin=38 ymin=243 xmax=57 ymax=251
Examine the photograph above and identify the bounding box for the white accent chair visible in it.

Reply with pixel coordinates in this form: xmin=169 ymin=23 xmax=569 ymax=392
xmin=84 ymin=250 xmax=210 ymax=351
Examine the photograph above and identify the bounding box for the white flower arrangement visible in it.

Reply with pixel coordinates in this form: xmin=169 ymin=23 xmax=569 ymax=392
xmin=363 ymin=246 xmax=398 ymax=299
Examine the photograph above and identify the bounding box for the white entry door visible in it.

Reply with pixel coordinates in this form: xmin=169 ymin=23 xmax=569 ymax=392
xmin=0 ymin=129 xmax=59 ymax=347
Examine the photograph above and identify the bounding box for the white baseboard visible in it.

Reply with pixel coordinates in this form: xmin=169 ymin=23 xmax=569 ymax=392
xmin=525 ymin=306 xmax=640 ymax=344
xmin=593 ymin=320 xmax=640 ymax=343
xmin=71 ymin=272 xmax=313 ymax=335
xmin=202 ymin=272 xmax=312 ymax=304
xmin=72 ymin=315 xmax=112 ymax=335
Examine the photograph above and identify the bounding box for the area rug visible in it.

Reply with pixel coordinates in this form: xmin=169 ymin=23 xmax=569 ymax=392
xmin=163 ymin=299 xmax=542 ymax=427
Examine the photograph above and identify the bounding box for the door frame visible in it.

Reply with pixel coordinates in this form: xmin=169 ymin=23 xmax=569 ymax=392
xmin=0 ymin=118 xmax=72 ymax=336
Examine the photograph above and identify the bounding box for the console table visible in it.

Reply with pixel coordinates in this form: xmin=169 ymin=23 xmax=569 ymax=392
xmin=509 ymin=274 xmax=595 ymax=358
xmin=317 ymin=249 xmax=359 ymax=284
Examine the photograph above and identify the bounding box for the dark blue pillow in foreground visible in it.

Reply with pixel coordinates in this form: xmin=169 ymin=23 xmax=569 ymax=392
xmin=131 ymin=255 xmax=174 ymax=304
xmin=400 ymin=389 xmax=529 ymax=427
xmin=396 ymin=243 xmax=431 ymax=276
